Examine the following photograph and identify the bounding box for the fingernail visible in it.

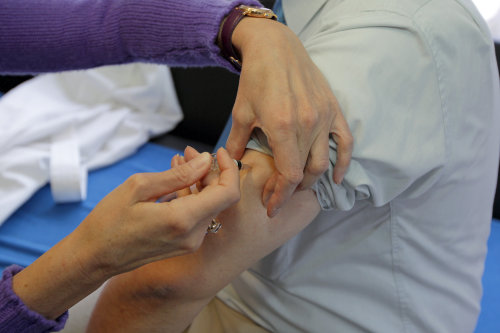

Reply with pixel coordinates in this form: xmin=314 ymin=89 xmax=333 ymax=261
xmin=190 ymin=152 xmax=211 ymax=169
xmin=172 ymin=154 xmax=179 ymax=167
xmin=269 ymin=207 xmax=280 ymax=218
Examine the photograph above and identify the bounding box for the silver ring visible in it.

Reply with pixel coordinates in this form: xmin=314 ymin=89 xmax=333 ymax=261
xmin=207 ymin=219 xmax=222 ymax=234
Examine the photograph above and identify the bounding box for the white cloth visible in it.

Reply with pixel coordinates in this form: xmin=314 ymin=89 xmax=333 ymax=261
xmin=0 ymin=63 xmax=182 ymax=225
xmin=219 ymin=0 xmax=500 ymax=332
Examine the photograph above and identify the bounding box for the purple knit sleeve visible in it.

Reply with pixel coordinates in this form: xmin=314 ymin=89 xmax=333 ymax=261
xmin=0 ymin=265 xmax=68 ymax=333
xmin=0 ymin=0 xmax=261 ymax=74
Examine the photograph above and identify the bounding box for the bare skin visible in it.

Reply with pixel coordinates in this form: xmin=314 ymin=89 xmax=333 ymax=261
xmin=229 ymin=17 xmax=353 ymax=217
xmin=12 ymin=150 xmax=240 ymax=320
xmin=4 ymin=4 xmax=353 ymax=326
xmin=87 ymin=147 xmax=320 ymax=332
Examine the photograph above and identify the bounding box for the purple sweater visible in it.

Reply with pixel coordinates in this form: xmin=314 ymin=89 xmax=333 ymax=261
xmin=0 ymin=266 xmax=68 ymax=332
xmin=0 ymin=0 xmax=259 ymax=74
xmin=0 ymin=0 xmax=260 ymax=331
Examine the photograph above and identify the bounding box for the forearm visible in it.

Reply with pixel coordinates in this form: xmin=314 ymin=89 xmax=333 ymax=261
xmin=6 ymin=149 xmax=235 ymax=329
xmin=12 ymin=228 xmax=112 ymax=320
xmin=87 ymin=275 xmax=211 ymax=333
xmin=88 ymin=150 xmax=320 ymax=332
xmin=0 ymin=0 xmax=260 ymax=74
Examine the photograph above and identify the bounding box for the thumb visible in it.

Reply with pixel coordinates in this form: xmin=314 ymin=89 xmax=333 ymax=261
xmin=130 ymin=152 xmax=213 ymax=202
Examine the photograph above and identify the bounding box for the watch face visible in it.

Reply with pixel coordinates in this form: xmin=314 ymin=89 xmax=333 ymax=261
xmin=237 ymin=5 xmax=278 ymax=19
xmin=247 ymin=7 xmax=270 ymax=15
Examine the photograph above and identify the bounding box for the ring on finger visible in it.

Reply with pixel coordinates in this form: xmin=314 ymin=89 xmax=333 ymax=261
xmin=206 ymin=218 xmax=222 ymax=234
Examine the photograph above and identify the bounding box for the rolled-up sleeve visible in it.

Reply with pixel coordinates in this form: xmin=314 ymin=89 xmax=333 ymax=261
xmin=305 ymin=8 xmax=447 ymax=210
xmin=249 ymin=8 xmax=447 ymax=211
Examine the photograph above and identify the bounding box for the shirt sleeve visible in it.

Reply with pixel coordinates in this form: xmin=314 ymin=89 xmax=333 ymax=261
xmin=0 ymin=0 xmax=261 ymax=74
xmin=0 ymin=265 xmax=69 ymax=333
xmin=304 ymin=8 xmax=447 ymax=211
xmin=248 ymin=7 xmax=447 ymax=211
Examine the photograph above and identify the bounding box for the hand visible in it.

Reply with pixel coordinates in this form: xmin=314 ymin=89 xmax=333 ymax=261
xmin=75 ymin=149 xmax=240 ymax=275
xmin=226 ymin=18 xmax=353 ymax=217
xmin=179 ymin=146 xmax=229 ymax=190
xmin=12 ymin=150 xmax=240 ymax=320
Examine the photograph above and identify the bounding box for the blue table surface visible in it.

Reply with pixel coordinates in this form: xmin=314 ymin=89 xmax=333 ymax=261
xmin=0 ymin=142 xmax=180 ymax=270
xmin=0 ymin=142 xmax=498 ymax=332
xmin=476 ymin=220 xmax=500 ymax=333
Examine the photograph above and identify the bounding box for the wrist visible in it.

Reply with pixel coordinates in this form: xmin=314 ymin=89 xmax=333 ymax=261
xmin=217 ymin=5 xmax=278 ymax=69
xmin=231 ymin=17 xmax=282 ymax=57
xmin=11 ymin=230 xmax=112 ymax=319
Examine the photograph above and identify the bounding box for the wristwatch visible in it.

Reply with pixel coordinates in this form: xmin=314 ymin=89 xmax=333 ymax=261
xmin=218 ymin=5 xmax=278 ymax=70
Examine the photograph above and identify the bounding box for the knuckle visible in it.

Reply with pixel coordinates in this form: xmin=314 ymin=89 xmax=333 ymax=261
xmin=180 ymin=236 xmax=203 ymax=254
xmin=286 ymin=169 xmax=304 ymax=185
xmin=300 ymin=107 xmax=320 ymax=130
xmin=232 ymin=108 xmax=254 ymax=126
xmin=165 ymin=210 xmax=193 ymax=237
xmin=343 ymin=133 xmax=354 ymax=150
xmin=168 ymin=218 xmax=192 ymax=238
xmin=307 ymin=157 xmax=330 ymax=176
xmin=333 ymin=130 xmax=354 ymax=150
xmin=126 ymin=173 xmax=148 ymax=193
xmin=328 ymin=94 xmax=340 ymax=112
xmin=171 ymin=164 xmax=194 ymax=185
xmin=274 ymin=115 xmax=294 ymax=132
xmin=226 ymin=186 xmax=241 ymax=205
xmin=166 ymin=216 xmax=205 ymax=253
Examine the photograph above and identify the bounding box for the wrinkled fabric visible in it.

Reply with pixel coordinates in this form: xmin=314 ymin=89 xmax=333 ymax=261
xmin=0 ymin=0 xmax=260 ymax=74
xmin=0 ymin=63 xmax=182 ymax=225
xmin=221 ymin=0 xmax=500 ymax=332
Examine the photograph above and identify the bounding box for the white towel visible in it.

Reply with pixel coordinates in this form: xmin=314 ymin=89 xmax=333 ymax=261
xmin=0 ymin=63 xmax=183 ymax=225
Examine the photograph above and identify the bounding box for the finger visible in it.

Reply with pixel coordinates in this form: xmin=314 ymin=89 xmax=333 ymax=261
xmin=183 ymin=146 xmax=220 ymax=187
xmin=184 ymin=146 xmax=201 ymax=161
xmin=128 ymin=152 xmax=212 ymax=202
xmin=169 ymin=154 xmax=192 ymax=199
xmin=177 ymin=156 xmax=204 ymax=195
xmin=170 ymin=154 xmax=178 ymax=169
xmin=149 ymin=148 xmax=240 ymax=229
xmin=174 ymin=155 xmax=194 ymax=198
xmin=157 ymin=192 xmax=177 ymax=203
xmin=264 ymin=131 xmax=305 ymax=217
xmin=330 ymin=111 xmax=353 ymax=184
xmin=176 ymin=147 xmax=239 ymax=201
xmin=300 ymin=132 xmax=330 ymax=189
xmin=177 ymin=185 xmax=193 ymax=198
xmin=226 ymin=101 xmax=255 ymax=160
xmin=213 ymin=147 xmax=240 ymax=190
xmin=262 ymin=172 xmax=277 ymax=207
xmin=265 ymin=172 xmax=297 ymax=218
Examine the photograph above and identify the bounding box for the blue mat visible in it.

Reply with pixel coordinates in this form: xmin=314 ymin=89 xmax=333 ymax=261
xmin=0 ymin=142 xmax=498 ymax=331
xmin=475 ymin=219 xmax=500 ymax=333
xmin=0 ymin=143 xmax=180 ymax=271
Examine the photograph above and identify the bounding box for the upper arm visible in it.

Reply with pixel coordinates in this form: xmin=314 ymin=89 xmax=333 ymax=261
xmin=301 ymin=7 xmax=446 ymax=210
